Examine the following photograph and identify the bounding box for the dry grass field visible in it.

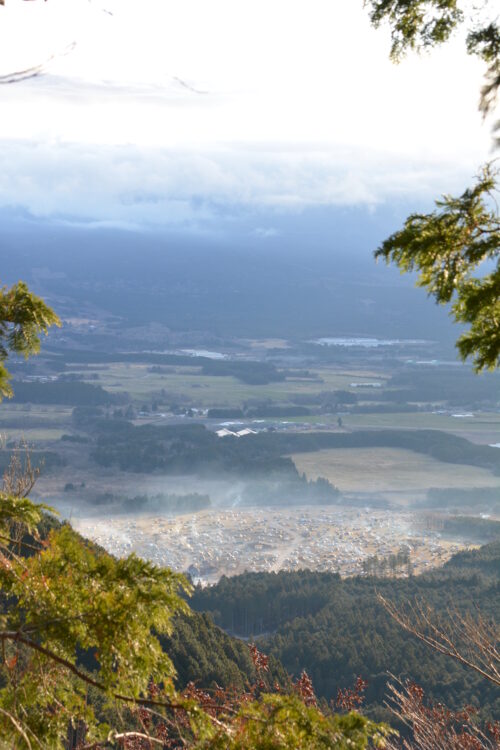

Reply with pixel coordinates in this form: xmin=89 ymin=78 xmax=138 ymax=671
xmin=291 ymin=447 xmax=500 ymax=499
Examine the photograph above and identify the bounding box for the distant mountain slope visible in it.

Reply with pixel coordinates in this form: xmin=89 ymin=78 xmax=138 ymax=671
xmin=1 ymin=213 xmax=459 ymax=342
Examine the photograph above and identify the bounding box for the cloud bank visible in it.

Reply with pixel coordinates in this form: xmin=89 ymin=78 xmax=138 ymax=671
xmin=0 ymin=137 xmax=488 ymax=229
xmin=0 ymin=0 xmax=495 ymax=228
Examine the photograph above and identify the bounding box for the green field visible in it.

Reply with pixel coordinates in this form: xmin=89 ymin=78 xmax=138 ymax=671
xmin=0 ymin=404 xmax=73 ymax=443
xmin=0 ymin=428 xmax=67 ymax=442
xmin=0 ymin=404 xmax=73 ymax=421
xmin=72 ymin=363 xmax=389 ymax=406
xmin=342 ymin=411 xmax=500 ymax=444
xmin=3 ymin=358 xmax=498 ymax=473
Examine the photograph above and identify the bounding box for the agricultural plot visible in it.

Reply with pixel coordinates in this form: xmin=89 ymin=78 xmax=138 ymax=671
xmin=291 ymin=447 xmax=500 ymax=503
xmin=1 ymin=428 xmax=67 ymax=442
xmin=344 ymin=412 xmax=500 ymax=444
xmin=0 ymin=404 xmax=73 ymax=443
xmin=73 ymin=362 xmax=389 ymax=407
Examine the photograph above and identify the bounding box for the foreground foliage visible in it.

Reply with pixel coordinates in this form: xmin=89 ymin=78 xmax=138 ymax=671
xmin=0 ymin=486 xmax=393 ymax=748
xmin=365 ymin=0 xmax=500 ymax=127
xmin=375 ymin=167 xmax=500 ymax=371
xmin=366 ymin=1 xmax=500 ymax=370
xmin=198 ymin=694 xmax=391 ymax=750
xmin=0 ymin=491 xmax=190 ymax=746
xmin=0 ymin=280 xmax=60 ymax=399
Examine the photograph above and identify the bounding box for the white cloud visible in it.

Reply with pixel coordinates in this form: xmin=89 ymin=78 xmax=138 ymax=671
xmin=0 ymin=139 xmax=486 ymax=227
xmin=253 ymin=227 xmax=280 ymax=239
xmin=0 ymin=0 xmax=496 ymax=225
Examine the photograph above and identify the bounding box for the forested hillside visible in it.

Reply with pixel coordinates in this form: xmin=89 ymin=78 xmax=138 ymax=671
xmin=191 ymin=543 xmax=500 ymax=720
xmin=164 ymin=612 xmax=288 ymax=691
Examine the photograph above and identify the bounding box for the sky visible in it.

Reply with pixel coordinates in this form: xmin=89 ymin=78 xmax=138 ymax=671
xmin=0 ymin=0 xmax=496 ymax=229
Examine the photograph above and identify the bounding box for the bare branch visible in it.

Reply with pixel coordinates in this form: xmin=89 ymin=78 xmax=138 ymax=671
xmin=0 ymin=705 xmax=34 ymax=750
xmin=0 ymin=42 xmax=77 ymax=85
xmin=2 ymin=440 xmax=41 ymax=499
xmin=378 ymin=595 xmax=500 ymax=687
xmin=80 ymin=731 xmax=166 ymax=749
xmin=0 ymin=630 xmax=232 ymax=726
xmin=384 ymin=677 xmax=500 ymax=750
xmin=0 ymin=533 xmax=43 ymax=553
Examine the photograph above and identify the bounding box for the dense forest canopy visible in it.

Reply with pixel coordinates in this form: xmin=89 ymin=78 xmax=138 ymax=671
xmin=191 ymin=543 xmax=500 ymax=719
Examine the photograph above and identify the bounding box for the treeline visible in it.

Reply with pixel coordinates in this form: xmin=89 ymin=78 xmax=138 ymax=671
xmin=49 ymin=349 xmax=286 ymax=385
xmin=247 ymin=405 xmax=311 ymax=418
xmin=201 ymin=360 xmax=285 ymax=384
xmin=89 ymin=421 xmax=300 ymax=478
xmin=443 ymin=541 xmax=500 ymax=575
xmin=207 ymin=408 xmax=246 ymax=419
xmin=191 ymin=543 xmax=500 ymax=718
xmin=207 ymin=406 xmax=312 ymax=419
xmin=361 ymin=549 xmax=410 ymax=576
xmin=48 ymin=350 xmax=224 ymax=366
xmin=63 ymin=488 xmax=212 ymax=513
xmin=441 ymin=515 xmax=500 ymax=542
xmin=239 ymin=476 xmax=340 ymax=506
xmin=384 ymin=368 xmax=500 ymax=405
xmin=422 ymin=486 xmax=500 ymax=511
xmin=10 ymin=379 xmax=124 ymax=406
xmin=349 ymin=403 xmax=417 ymax=414
xmin=247 ymin=429 xmax=500 ymax=473
xmin=82 ymin=418 xmax=500 ymax=476
xmin=278 ymin=390 xmax=358 ymax=407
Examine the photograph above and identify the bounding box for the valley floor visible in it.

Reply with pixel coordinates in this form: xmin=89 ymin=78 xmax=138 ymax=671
xmin=73 ymin=505 xmax=473 ymax=584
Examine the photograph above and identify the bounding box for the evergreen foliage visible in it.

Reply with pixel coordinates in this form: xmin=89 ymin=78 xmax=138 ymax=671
xmin=366 ymin=0 xmax=463 ymax=61
xmin=384 ymin=368 xmax=500 ymax=405
xmin=163 ymin=612 xmax=288 ymax=692
xmin=375 ymin=167 xmax=500 ymax=371
xmin=191 ymin=547 xmax=500 ymax=720
xmin=0 ymin=281 xmax=60 ymax=399
xmin=0 ymin=496 xmax=192 ymax=745
xmin=366 ymin=0 xmax=500 ymax=124
xmin=422 ymin=486 xmax=500 ymax=512
xmin=365 ymin=1 xmax=500 ymax=369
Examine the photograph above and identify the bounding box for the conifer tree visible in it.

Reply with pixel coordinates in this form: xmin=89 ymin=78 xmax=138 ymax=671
xmin=366 ymin=0 xmax=500 ymax=370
